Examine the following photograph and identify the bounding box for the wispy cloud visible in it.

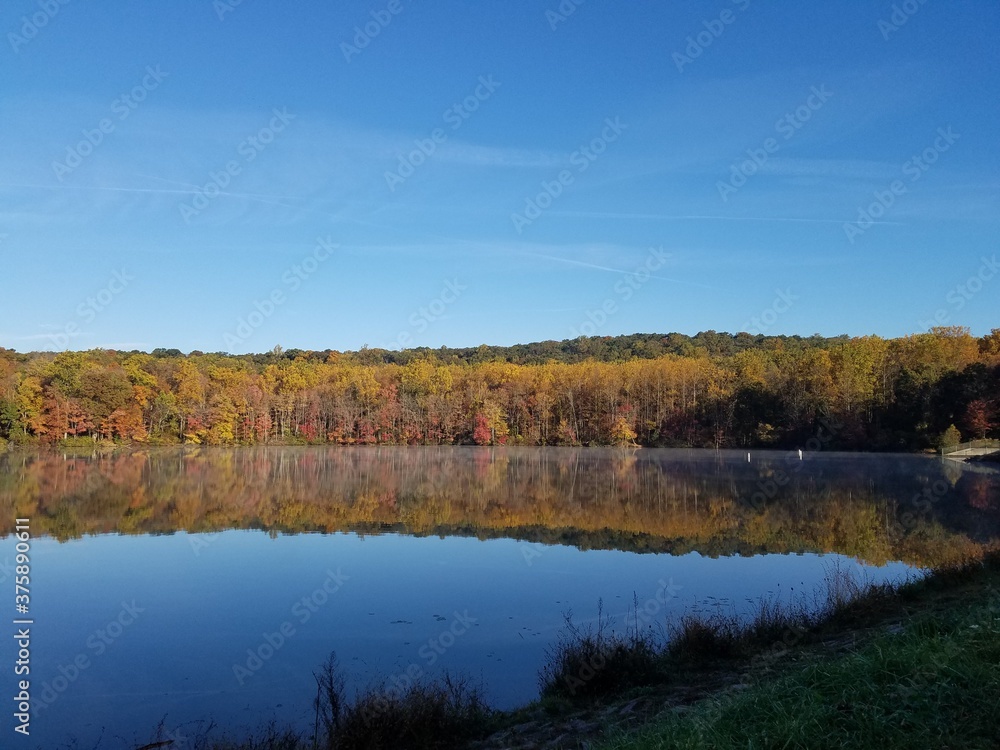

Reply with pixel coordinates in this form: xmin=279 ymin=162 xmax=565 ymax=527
xmin=546 ymin=210 xmax=902 ymax=226
xmin=757 ymin=157 xmax=901 ymax=181
xmin=434 ymin=142 xmax=563 ymax=169
xmin=0 ymin=181 xmax=310 ymax=202
xmin=5 ymin=331 xmax=89 ymax=343
xmin=515 ymin=250 xmax=716 ymax=289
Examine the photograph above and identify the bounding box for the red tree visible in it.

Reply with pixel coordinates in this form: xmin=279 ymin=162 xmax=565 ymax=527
xmin=472 ymin=413 xmax=491 ymax=445
xmin=963 ymin=399 xmax=995 ymax=440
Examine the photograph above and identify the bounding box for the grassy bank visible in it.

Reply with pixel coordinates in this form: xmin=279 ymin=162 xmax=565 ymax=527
xmin=127 ymin=552 xmax=1000 ymax=750
xmin=598 ymin=568 xmax=1000 ymax=749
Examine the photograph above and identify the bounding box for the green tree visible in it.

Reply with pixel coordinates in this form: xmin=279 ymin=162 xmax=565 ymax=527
xmin=938 ymin=424 xmax=962 ymax=450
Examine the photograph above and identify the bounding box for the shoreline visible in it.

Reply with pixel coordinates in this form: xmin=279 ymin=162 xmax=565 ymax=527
xmin=0 ymin=438 xmax=963 ymax=454
xmin=114 ymin=549 xmax=998 ymax=750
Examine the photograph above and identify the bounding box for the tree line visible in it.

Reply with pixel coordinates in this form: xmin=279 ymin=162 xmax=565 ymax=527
xmin=0 ymin=326 xmax=997 ymax=450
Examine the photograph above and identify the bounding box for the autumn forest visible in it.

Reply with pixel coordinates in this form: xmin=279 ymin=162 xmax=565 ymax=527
xmin=1 ymin=327 xmax=998 ymax=451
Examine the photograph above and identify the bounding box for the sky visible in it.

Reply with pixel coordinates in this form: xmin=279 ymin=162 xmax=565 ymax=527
xmin=1 ymin=0 xmax=997 ymax=355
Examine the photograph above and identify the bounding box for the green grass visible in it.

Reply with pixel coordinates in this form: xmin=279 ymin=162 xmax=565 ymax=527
xmin=538 ymin=562 xmax=903 ymax=706
xmin=598 ymin=582 xmax=1000 ymax=749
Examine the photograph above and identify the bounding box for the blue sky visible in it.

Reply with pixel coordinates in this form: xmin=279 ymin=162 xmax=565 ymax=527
xmin=1 ymin=0 xmax=997 ymax=354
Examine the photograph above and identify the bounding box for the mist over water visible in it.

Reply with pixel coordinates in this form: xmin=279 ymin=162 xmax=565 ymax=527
xmin=3 ymin=447 xmax=998 ymax=747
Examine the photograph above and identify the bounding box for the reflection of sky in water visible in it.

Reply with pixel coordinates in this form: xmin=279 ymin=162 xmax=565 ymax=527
xmin=29 ymin=530 xmax=915 ymax=748
xmin=8 ymin=447 xmax=998 ymax=747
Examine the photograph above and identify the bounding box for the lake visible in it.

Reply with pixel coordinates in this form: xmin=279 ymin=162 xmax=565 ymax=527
xmin=2 ymin=446 xmax=998 ymax=748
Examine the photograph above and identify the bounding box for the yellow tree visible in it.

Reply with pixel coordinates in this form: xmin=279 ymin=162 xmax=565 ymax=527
xmin=893 ymin=326 xmax=979 ymax=384
xmin=480 ymin=398 xmax=509 ymax=445
xmin=14 ymin=375 xmax=44 ymax=436
xmin=207 ymin=393 xmax=238 ymax=443
xmin=829 ymin=336 xmax=888 ymax=416
xmin=174 ymin=359 xmax=206 ymax=441
xmin=979 ymin=328 xmax=1000 ymax=363
xmin=610 ymin=415 xmax=638 ymax=446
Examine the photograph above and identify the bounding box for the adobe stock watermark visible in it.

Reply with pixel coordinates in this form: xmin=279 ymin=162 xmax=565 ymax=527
xmin=521 ymin=541 xmax=546 ymax=566
xmin=32 ymin=600 xmax=145 ymax=716
xmin=385 ymin=75 xmax=501 ymax=192
xmin=384 ymin=279 xmax=466 ymax=350
xmin=45 ymin=269 xmax=134 ymax=350
xmin=545 ymin=582 xmax=681 ymax=698
xmin=742 ymin=288 xmax=797 ymax=335
xmin=142 ymin=724 xmax=194 ymax=750
xmin=213 ymin=0 xmax=250 ymax=21
xmin=189 ymin=530 xmax=224 ymax=556
xmin=569 ymin=247 xmax=670 ymax=338
xmin=843 ymin=126 xmax=959 ymax=244
xmin=918 ymin=255 xmax=999 ymax=331
xmin=878 ymin=0 xmax=930 ymax=40
xmin=717 ymin=85 xmax=833 ymax=202
xmin=743 ymin=414 xmax=843 ymax=510
xmin=361 ymin=610 xmax=478 ymax=723
xmin=673 ymin=0 xmax=752 ymax=73
xmin=232 ymin=568 xmax=349 ymax=685
xmin=224 ymin=235 xmax=337 ymax=349
xmin=736 ymin=421 xmax=845 ymax=683
xmin=630 ymin=577 xmax=684 ymax=628
xmin=511 ymin=117 xmax=626 ymax=234
xmin=892 ymin=475 xmax=953 ymax=536
xmin=341 ymin=0 xmax=405 ymax=62
xmin=51 ymin=66 xmax=169 ymax=182
xmin=8 ymin=0 xmax=72 ymax=54
xmin=418 ymin=610 xmax=478 ymax=667
xmin=178 ymin=107 xmax=296 ymax=223
xmin=546 ymin=0 xmax=586 ymax=30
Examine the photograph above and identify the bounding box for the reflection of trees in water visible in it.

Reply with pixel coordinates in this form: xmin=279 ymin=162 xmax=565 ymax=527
xmin=1 ymin=447 xmax=997 ymax=568
xmin=962 ymin=472 xmax=998 ymax=512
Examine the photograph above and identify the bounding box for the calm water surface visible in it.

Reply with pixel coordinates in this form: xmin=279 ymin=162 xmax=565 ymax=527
xmin=2 ymin=446 xmax=998 ymax=749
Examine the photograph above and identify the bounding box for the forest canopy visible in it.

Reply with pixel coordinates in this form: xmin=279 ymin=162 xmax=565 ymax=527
xmin=1 ymin=327 xmax=997 ymax=451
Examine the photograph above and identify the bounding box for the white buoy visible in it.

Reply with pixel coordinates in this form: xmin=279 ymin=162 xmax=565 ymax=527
xmin=798 ymin=449 xmax=803 ymax=460
xmin=747 ymin=452 xmax=751 ymax=462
